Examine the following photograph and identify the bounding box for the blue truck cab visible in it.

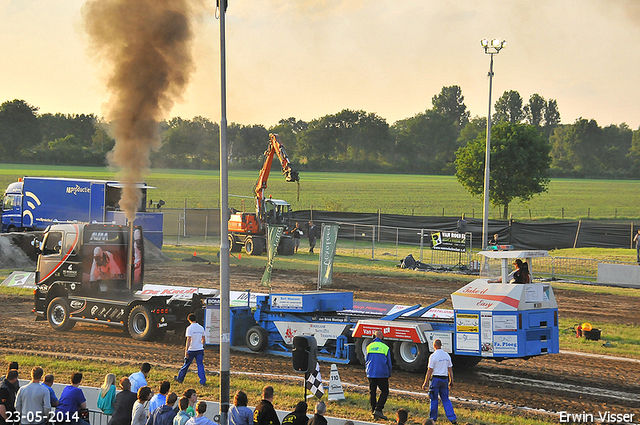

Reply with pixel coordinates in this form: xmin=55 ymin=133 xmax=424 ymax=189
xmin=1 ymin=177 xmax=163 ymax=248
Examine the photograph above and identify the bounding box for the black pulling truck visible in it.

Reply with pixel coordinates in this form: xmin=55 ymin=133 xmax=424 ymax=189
xmin=33 ymin=223 xmax=203 ymax=340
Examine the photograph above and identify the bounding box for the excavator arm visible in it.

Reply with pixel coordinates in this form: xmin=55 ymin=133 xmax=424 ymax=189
xmin=254 ymin=133 xmax=299 ymax=209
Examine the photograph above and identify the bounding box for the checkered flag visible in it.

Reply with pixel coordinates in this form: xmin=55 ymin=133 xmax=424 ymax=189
xmin=305 ymin=362 xmax=324 ymax=399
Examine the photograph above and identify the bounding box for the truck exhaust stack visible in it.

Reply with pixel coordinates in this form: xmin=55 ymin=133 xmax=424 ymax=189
xmin=127 ymin=221 xmax=134 ymax=291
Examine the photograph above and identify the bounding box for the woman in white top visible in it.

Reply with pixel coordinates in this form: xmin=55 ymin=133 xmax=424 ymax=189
xmin=131 ymin=386 xmax=152 ymax=425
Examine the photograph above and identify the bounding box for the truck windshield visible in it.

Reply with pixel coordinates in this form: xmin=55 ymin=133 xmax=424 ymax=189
xmin=2 ymin=195 xmax=13 ymax=211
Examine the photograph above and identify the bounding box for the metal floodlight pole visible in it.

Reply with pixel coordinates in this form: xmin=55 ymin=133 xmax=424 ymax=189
xmin=480 ymin=39 xmax=506 ymax=250
xmin=219 ymin=1 xmax=230 ymax=424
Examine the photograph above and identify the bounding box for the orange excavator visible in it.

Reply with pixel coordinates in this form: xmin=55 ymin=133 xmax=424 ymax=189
xmin=228 ymin=133 xmax=300 ymax=255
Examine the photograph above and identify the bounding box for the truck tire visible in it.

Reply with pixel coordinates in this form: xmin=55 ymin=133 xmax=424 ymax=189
xmin=452 ymin=354 xmax=482 ymax=369
xmin=355 ymin=337 xmax=373 ymax=365
xmin=128 ymin=305 xmax=156 ymax=341
xmin=47 ymin=297 xmax=76 ymax=332
xmin=245 ymin=237 xmax=264 ymax=256
xmin=393 ymin=341 xmax=429 ymax=373
xmin=246 ymin=326 xmax=268 ymax=351
xmin=229 ymin=235 xmax=242 ymax=253
xmin=277 ymin=237 xmax=295 ymax=256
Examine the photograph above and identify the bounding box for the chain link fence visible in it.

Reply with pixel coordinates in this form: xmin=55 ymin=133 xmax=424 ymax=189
xmin=156 ymin=208 xmax=636 ymax=281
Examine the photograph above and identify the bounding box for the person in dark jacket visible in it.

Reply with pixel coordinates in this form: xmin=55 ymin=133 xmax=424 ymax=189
xmin=108 ymin=378 xmax=138 ymax=425
xmin=252 ymin=386 xmax=279 ymax=425
xmin=0 ymin=370 xmax=19 ymax=425
xmin=306 ymin=402 xmax=327 ymax=425
xmin=281 ymin=401 xmax=307 ymax=425
xmin=146 ymin=393 xmax=177 ymax=425
xmin=365 ymin=330 xmax=393 ymax=421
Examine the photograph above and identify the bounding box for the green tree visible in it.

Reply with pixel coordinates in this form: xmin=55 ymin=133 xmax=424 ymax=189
xmin=523 ymin=94 xmax=546 ymax=127
xmin=0 ymin=99 xmax=42 ymax=160
xmin=155 ymin=117 xmax=219 ymax=169
xmin=455 ymin=122 xmax=551 ymax=218
xmin=269 ymin=117 xmax=307 ymax=162
xmin=431 ymin=85 xmax=470 ymax=127
xmin=493 ymin=90 xmax=524 ymax=124
xmin=297 ymin=109 xmax=392 ymax=170
xmin=627 ymin=127 xmax=640 ymax=177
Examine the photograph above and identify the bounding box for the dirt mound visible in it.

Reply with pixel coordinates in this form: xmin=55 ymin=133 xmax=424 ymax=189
xmin=0 ymin=234 xmax=36 ymax=269
xmin=144 ymin=238 xmax=170 ymax=263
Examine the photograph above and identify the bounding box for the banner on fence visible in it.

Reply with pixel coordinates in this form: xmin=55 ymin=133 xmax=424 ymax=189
xmin=261 ymin=225 xmax=285 ymax=287
xmin=318 ymin=223 xmax=340 ymax=288
xmin=430 ymin=231 xmax=466 ymax=252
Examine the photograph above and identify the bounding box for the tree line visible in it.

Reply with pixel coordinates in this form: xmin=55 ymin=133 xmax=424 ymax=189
xmin=1 ymin=90 xmax=639 ymax=179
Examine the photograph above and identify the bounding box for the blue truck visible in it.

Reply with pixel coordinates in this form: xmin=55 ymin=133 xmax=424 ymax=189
xmin=1 ymin=177 xmax=163 ymax=248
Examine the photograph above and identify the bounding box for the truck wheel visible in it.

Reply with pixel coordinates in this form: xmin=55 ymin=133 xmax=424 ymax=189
xmin=229 ymin=235 xmax=242 ymax=253
xmin=355 ymin=337 xmax=373 ymax=365
xmin=245 ymin=238 xmax=264 ymax=256
xmin=246 ymin=326 xmax=268 ymax=351
xmin=278 ymin=237 xmax=295 ymax=256
xmin=393 ymin=341 xmax=429 ymax=373
xmin=452 ymin=354 xmax=482 ymax=369
xmin=128 ymin=305 xmax=156 ymax=341
xmin=47 ymin=297 xmax=76 ymax=331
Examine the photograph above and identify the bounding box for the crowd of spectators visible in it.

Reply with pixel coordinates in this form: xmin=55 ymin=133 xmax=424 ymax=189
xmin=2 ymin=363 xmax=432 ymax=425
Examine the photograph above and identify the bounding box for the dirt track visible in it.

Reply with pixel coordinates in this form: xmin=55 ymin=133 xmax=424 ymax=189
xmin=2 ymin=261 xmax=639 ymax=421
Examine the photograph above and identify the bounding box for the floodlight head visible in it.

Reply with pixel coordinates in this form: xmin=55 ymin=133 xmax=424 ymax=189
xmin=480 ymin=39 xmax=489 ymax=47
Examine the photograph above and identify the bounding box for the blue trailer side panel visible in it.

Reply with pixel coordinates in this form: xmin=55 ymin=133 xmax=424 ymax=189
xmin=23 ymin=177 xmax=93 ymax=229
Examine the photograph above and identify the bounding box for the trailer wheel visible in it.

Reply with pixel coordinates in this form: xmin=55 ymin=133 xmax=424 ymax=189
xmin=277 ymin=237 xmax=295 ymax=256
xmin=246 ymin=326 xmax=268 ymax=351
xmin=355 ymin=337 xmax=373 ymax=365
xmin=393 ymin=341 xmax=429 ymax=373
xmin=47 ymin=297 xmax=76 ymax=332
xmin=229 ymin=235 xmax=242 ymax=253
xmin=452 ymin=355 xmax=482 ymax=369
xmin=245 ymin=238 xmax=264 ymax=256
xmin=128 ymin=305 xmax=156 ymax=341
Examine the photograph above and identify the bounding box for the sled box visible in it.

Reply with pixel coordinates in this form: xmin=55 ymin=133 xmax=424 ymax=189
xmin=267 ymin=291 xmax=353 ymax=313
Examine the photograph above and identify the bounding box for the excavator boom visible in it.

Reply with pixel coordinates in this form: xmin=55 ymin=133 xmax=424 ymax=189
xmin=254 ymin=133 xmax=299 ymax=202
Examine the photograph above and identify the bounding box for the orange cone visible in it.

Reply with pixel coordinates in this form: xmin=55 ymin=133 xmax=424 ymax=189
xmin=238 ymin=254 xmax=242 ymax=259
xmin=193 ymin=251 xmax=197 ymax=257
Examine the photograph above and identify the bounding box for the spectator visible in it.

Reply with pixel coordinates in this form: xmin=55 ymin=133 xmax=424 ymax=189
xmin=107 ymin=378 xmax=137 ymax=425
xmin=307 ymin=222 xmax=318 ymax=254
xmin=252 ymin=386 xmax=279 ymax=425
xmin=149 ymin=381 xmax=171 ymax=414
xmin=132 ymin=386 xmax=153 ymax=425
xmin=173 ymin=390 xmax=197 ymax=417
xmin=175 ymin=314 xmax=207 ymax=386
xmin=344 ymin=422 xmax=354 ymax=425
xmin=285 ymin=222 xmax=303 ymax=254
xmin=129 ymin=363 xmax=151 ymax=394
xmin=42 ymin=374 xmax=58 ymax=408
xmin=97 ymin=373 xmax=117 ymax=416
xmin=173 ymin=397 xmax=190 ymax=425
xmin=396 ymin=409 xmax=408 ymax=425
xmin=0 ymin=369 xmax=19 ymax=425
xmin=146 ymin=392 xmax=177 ymax=425
xmin=229 ymin=391 xmax=252 ymax=425
xmin=422 ymin=420 xmax=435 ymax=425
xmin=281 ymin=401 xmax=307 ymax=425
xmin=306 ymin=402 xmax=327 ymax=425
xmin=57 ymin=372 xmax=89 ymax=425
xmin=15 ymin=367 xmax=50 ymax=425
xmin=0 ymin=362 xmax=19 ymax=386
xmin=185 ymin=401 xmax=213 ymax=425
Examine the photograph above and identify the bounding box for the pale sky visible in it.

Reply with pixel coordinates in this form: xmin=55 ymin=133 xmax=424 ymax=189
xmin=2 ymin=0 xmax=640 ymax=129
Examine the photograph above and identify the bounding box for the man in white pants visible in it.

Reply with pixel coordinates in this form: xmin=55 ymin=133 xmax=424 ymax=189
xmin=175 ymin=313 xmax=207 ymax=386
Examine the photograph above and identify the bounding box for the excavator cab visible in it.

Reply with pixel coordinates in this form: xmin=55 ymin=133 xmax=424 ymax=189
xmin=264 ymin=199 xmax=291 ymax=226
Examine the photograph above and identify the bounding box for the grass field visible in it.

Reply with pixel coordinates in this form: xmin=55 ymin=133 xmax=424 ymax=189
xmin=1 ymin=164 xmax=640 ymax=220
